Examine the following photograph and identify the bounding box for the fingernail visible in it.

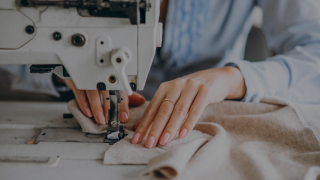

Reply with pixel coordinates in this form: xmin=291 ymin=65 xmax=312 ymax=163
xmin=179 ymin=128 xmax=188 ymax=139
xmin=145 ymin=136 xmax=155 ymax=149
xmin=85 ymin=108 xmax=92 ymax=117
xmin=121 ymin=112 xmax=128 ymax=123
xmin=97 ymin=112 xmax=106 ymax=125
xmin=159 ymin=133 xmax=171 ymax=146
xmin=131 ymin=133 xmax=140 ymax=144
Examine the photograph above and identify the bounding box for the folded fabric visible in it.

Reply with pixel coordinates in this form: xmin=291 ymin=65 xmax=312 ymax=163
xmin=103 ymin=130 xmax=211 ymax=165
xmin=68 ymin=99 xmax=148 ymax=134
xmin=68 ymin=100 xmax=108 ymax=134
xmin=68 ymin=99 xmax=211 ymax=165
xmin=139 ymin=138 xmax=208 ymax=179
xmin=68 ymin=98 xmax=320 ymax=180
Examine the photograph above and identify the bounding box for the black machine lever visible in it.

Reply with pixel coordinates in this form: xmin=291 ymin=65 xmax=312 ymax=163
xmin=21 ymin=0 xmax=149 ymax=25
xmin=30 ymin=65 xmax=70 ymax=77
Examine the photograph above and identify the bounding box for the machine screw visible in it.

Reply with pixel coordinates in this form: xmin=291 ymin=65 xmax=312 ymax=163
xmin=111 ymin=121 xmax=117 ymax=127
xmin=109 ymin=76 xmax=116 ymax=83
xmin=21 ymin=0 xmax=29 ymax=6
xmin=116 ymin=58 xmax=122 ymax=63
xmin=130 ymin=82 xmax=137 ymax=91
xmin=53 ymin=32 xmax=62 ymax=41
xmin=71 ymin=34 xmax=86 ymax=47
xmin=97 ymin=82 xmax=106 ymax=90
xmin=25 ymin=25 xmax=34 ymax=34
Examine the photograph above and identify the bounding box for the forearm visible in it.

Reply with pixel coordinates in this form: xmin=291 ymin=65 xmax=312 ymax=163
xmin=246 ymin=0 xmax=320 ymax=103
xmin=235 ymin=44 xmax=320 ymax=104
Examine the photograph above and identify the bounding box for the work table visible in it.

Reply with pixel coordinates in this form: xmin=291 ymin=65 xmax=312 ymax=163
xmin=0 ymin=101 xmax=145 ymax=180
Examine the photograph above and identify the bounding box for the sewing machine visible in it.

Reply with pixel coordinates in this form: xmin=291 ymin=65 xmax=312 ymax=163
xmin=0 ymin=0 xmax=162 ymax=142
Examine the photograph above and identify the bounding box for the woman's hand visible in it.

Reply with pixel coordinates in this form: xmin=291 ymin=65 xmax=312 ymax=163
xmin=65 ymin=80 xmax=145 ymax=125
xmin=131 ymin=67 xmax=246 ymax=148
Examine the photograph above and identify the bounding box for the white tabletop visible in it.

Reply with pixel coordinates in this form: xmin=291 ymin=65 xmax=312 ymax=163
xmin=0 ymin=101 xmax=145 ymax=180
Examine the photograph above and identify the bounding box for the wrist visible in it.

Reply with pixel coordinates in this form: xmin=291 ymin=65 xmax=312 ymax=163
xmin=222 ymin=66 xmax=246 ymax=100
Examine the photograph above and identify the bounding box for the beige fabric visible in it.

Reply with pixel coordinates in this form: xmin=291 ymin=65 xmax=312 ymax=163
xmin=68 ymin=98 xmax=320 ymax=180
xmin=67 ymin=99 xmax=148 ymax=134
xmin=140 ymin=138 xmax=208 ymax=178
xmin=137 ymin=99 xmax=320 ymax=180
xmin=68 ymin=100 xmax=108 ymax=134
xmin=103 ymin=130 xmax=211 ymax=165
xmin=103 ymin=131 xmax=166 ymax=164
xmin=68 ymin=99 xmax=211 ymax=165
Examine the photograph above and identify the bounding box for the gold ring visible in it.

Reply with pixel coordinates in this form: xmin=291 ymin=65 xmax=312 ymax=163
xmin=162 ymin=98 xmax=177 ymax=105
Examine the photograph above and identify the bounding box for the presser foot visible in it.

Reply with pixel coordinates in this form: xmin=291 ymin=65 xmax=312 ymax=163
xmin=104 ymin=125 xmax=128 ymax=145
xmin=104 ymin=90 xmax=129 ymax=145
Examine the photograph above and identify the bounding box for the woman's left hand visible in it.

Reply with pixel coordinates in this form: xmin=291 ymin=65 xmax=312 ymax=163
xmin=131 ymin=66 xmax=246 ymax=148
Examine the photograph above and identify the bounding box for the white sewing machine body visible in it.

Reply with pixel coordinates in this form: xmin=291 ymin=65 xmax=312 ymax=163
xmin=0 ymin=1 xmax=161 ymax=177
xmin=0 ymin=0 xmax=162 ymax=95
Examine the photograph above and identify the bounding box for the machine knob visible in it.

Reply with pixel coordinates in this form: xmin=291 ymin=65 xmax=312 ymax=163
xmin=71 ymin=34 xmax=86 ymax=47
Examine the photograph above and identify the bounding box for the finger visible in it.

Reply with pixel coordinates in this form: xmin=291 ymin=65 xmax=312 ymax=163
xmin=144 ymin=101 xmax=174 ymax=148
xmin=131 ymin=83 xmax=168 ymax=145
xmin=119 ymin=91 xmax=129 ymax=123
xmin=132 ymin=120 xmax=141 ymax=130
xmin=65 ymin=80 xmax=92 ymax=118
xmin=86 ymin=90 xmax=106 ymax=125
xmin=129 ymin=92 xmax=146 ymax=107
xmin=179 ymin=86 xmax=210 ymax=139
xmin=101 ymin=91 xmax=110 ymax=124
xmin=144 ymin=83 xmax=182 ymax=148
xmin=159 ymin=80 xmax=199 ymax=146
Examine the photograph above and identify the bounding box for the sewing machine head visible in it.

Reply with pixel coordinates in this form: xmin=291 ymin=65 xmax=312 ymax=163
xmin=0 ymin=0 xmax=162 ymax=142
xmin=0 ymin=0 xmax=162 ymax=96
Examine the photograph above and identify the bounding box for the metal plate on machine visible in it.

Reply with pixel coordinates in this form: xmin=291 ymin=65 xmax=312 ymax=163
xmin=35 ymin=128 xmax=106 ymax=143
xmin=0 ymin=10 xmax=36 ymax=49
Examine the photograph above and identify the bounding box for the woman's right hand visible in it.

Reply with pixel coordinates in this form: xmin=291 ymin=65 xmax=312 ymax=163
xmin=65 ymin=80 xmax=146 ymax=125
